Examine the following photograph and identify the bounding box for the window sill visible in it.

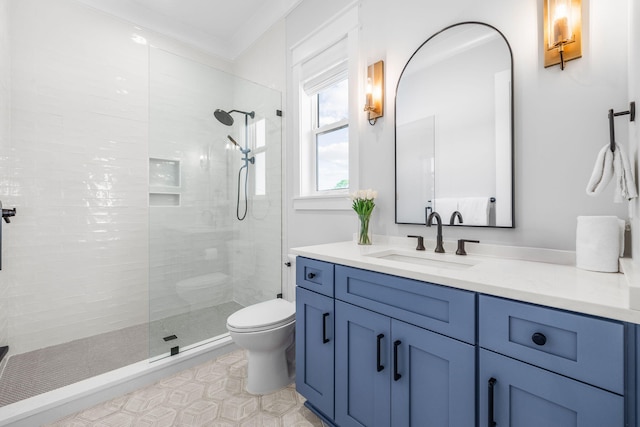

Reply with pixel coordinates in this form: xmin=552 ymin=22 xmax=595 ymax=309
xmin=293 ymin=194 xmax=351 ymax=211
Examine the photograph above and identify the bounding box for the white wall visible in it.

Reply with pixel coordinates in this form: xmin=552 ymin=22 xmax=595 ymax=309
xmin=630 ymin=0 xmax=640 ymax=265
xmin=234 ymin=21 xmax=287 ymax=92
xmin=0 ymin=0 xmax=10 ymax=350
xmin=4 ymin=0 xmax=236 ymax=355
xmin=285 ymin=0 xmax=631 ymax=252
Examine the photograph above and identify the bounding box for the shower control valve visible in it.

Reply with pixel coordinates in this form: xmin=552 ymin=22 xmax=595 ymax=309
xmin=0 ymin=200 xmax=15 ymax=223
xmin=2 ymin=208 xmax=16 ymax=223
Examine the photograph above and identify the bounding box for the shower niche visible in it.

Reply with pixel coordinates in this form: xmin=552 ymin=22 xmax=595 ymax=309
xmin=149 ymin=157 xmax=181 ymax=207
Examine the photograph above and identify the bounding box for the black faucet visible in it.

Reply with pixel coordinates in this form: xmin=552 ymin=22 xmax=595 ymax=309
xmin=425 ymin=209 xmax=445 ymax=253
xmin=407 ymin=235 xmax=425 ymax=251
xmin=450 ymin=211 xmax=463 ymax=225
xmin=456 ymin=239 xmax=480 ymax=256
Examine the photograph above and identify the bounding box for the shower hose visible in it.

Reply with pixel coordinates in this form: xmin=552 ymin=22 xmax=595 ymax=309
xmin=237 ymin=163 xmax=249 ymax=221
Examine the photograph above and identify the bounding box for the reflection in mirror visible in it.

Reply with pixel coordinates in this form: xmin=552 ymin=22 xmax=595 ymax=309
xmin=395 ymin=22 xmax=513 ymax=227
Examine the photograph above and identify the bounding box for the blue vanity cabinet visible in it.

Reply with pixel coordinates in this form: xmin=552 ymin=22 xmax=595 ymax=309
xmin=478 ymin=295 xmax=626 ymax=427
xmin=334 ymin=266 xmax=476 ymax=427
xmin=297 ymin=256 xmax=335 ymax=297
xmin=296 ymin=287 xmax=335 ymax=420
xmin=334 ymin=301 xmax=391 ymax=427
xmin=479 ymin=349 xmax=624 ymax=427
xmin=390 ymin=317 xmax=475 ymax=427
xmin=295 ymin=257 xmax=336 ymax=421
xmin=296 ymin=256 xmax=637 ymax=427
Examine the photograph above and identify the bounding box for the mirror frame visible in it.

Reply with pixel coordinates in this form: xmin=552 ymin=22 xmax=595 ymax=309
xmin=394 ymin=21 xmax=515 ymax=228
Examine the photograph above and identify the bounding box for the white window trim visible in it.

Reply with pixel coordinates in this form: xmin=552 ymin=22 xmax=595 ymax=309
xmin=290 ymin=4 xmax=360 ymax=211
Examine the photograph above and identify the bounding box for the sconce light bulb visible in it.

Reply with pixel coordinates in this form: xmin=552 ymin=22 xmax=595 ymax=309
xmin=364 ymin=78 xmax=373 ymax=111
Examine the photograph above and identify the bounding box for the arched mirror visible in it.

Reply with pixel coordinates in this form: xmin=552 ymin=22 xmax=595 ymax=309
xmin=395 ymin=22 xmax=514 ymax=227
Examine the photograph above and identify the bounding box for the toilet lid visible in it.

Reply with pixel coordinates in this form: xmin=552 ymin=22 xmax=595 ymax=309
xmin=227 ymin=299 xmax=295 ymax=331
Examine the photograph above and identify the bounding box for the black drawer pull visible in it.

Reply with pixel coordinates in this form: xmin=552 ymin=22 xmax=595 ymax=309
xmin=532 ymin=332 xmax=547 ymax=346
xmin=488 ymin=377 xmax=497 ymax=426
xmin=322 ymin=312 xmax=330 ymax=344
xmin=307 ymin=272 xmax=316 ymax=280
xmin=393 ymin=340 xmax=402 ymax=381
xmin=376 ymin=334 xmax=384 ymax=372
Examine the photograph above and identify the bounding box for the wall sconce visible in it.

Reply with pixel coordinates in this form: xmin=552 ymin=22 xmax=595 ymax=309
xmin=364 ymin=60 xmax=384 ymax=125
xmin=543 ymin=0 xmax=582 ymax=70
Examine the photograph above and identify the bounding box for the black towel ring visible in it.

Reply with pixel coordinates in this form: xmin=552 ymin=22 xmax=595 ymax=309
xmin=608 ymin=101 xmax=635 ymax=152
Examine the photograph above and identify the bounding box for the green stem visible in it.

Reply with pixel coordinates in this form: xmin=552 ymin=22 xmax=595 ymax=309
xmin=358 ymin=214 xmax=371 ymax=245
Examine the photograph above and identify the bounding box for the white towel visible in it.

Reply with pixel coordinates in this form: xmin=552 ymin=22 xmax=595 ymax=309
xmin=433 ymin=198 xmax=459 ymax=222
xmin=576 ymin=216 xmax=621 ymax=272
xmin=586 ymin=143 xmax=638 ymax=203
xmin=458 ymin=197 xmax=490 ymax=226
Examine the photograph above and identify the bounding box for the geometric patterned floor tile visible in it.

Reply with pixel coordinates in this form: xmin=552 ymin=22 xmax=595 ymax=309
xmin=45 ymin=350 xmax=325 ymax=427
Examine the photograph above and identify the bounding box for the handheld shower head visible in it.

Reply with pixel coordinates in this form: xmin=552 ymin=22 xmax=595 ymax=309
xmin=226 ymin=135 xmax=240 ymax=148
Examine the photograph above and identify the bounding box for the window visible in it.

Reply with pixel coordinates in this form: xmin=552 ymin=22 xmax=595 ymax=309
xmin=290 ymin=5 xmax=359 ymax=210
xmin=313 ymin=77 xmax=349 ymax=192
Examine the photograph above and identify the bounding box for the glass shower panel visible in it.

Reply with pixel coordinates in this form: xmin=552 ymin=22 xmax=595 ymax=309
xmin=148 ymin=48 xmax=282 ymax=359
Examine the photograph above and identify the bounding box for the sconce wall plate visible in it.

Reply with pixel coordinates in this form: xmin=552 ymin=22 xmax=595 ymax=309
xmin=364 ymin=60 xmax=384 ymax=124
xmin=543 ymin=0 xmax=582 ymax=69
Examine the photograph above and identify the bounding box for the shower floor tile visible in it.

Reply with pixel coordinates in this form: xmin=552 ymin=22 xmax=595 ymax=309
xmin=0 ymin=301 xmax=244 ymax=407
xmin=46 ymin=349 xmax=324 ymax=427
xmin=149 ymin=301 xmax=243 ymax=358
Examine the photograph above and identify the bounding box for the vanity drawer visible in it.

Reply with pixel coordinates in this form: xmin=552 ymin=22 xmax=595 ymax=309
xmin=335 ymin=265 xmax=475 ymax=344
xmin=479 ymin=295 xmax=624 ymax=394
xmin=296 ymin=257 xmax=335 ymax=297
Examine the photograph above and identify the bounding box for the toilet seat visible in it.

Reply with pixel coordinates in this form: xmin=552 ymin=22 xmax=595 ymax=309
xmin=227 ymin=299 xmax=295 ymax=333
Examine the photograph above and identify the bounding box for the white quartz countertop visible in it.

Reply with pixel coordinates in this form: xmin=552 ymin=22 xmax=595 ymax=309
xmin=291 ymin=237 xmax=640 ymax=324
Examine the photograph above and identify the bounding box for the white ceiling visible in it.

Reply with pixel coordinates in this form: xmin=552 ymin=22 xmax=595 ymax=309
xmin=76 ymin=0 xmax=301 ymax=60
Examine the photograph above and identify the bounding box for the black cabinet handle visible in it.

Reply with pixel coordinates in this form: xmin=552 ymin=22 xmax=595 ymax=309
xmin=393 ymin=340 xmax=402 ymax=381
xmin=376 ymin=334 xmax=384 ymax=372
xmin=488 ymin=377 xmax=497 ymax=427
xmin=532 ymin=332 xmax=547 ymax=346
xmin=322 ymin=312 xmax=330 ymax=344
xmin=307 ymin=272 xmax=316 ymax=279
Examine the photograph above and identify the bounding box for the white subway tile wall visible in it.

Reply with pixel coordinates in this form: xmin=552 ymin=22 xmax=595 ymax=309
xmin=0 ymin=0 xmax=10 ymax=351
xmin=6 ymin=0 xmax=149 ymax=355
xmin=2 ymin=0 xmax=282 ymax=360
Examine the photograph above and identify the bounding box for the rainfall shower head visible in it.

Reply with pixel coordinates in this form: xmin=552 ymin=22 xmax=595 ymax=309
xmin=214 ymin=109 xmax=234 ymax=126
xmin=214 ymin=108 xmax=255 ymax=126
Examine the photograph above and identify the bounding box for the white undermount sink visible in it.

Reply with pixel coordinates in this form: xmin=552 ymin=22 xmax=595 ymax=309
xmin=364 ymin=249 xmax=479 ymax=270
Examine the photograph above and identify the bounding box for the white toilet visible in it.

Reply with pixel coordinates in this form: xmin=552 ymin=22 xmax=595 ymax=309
xmin=226 ymin=298 xmax=296 ymax=394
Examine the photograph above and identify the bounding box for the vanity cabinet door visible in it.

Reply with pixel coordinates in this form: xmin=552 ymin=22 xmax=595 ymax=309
xmin=296 ymin=287 xmax=335 ymax=419
xmin=335 ymin=301 xmax=391 ymax=427
xmin=479 ymin=349 xmax=624 ymax=427
xmin=391 ymin=319 xmax=475 ymax=427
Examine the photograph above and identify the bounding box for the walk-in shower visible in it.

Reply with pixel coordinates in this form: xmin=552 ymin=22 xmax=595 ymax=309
xmin=149 ymin=48 xmax=282 ymax=360
xmin=214 ymin=108 xmax=255 ymax=221
xmin=0 ymin=1 xmax=283 ymax=418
